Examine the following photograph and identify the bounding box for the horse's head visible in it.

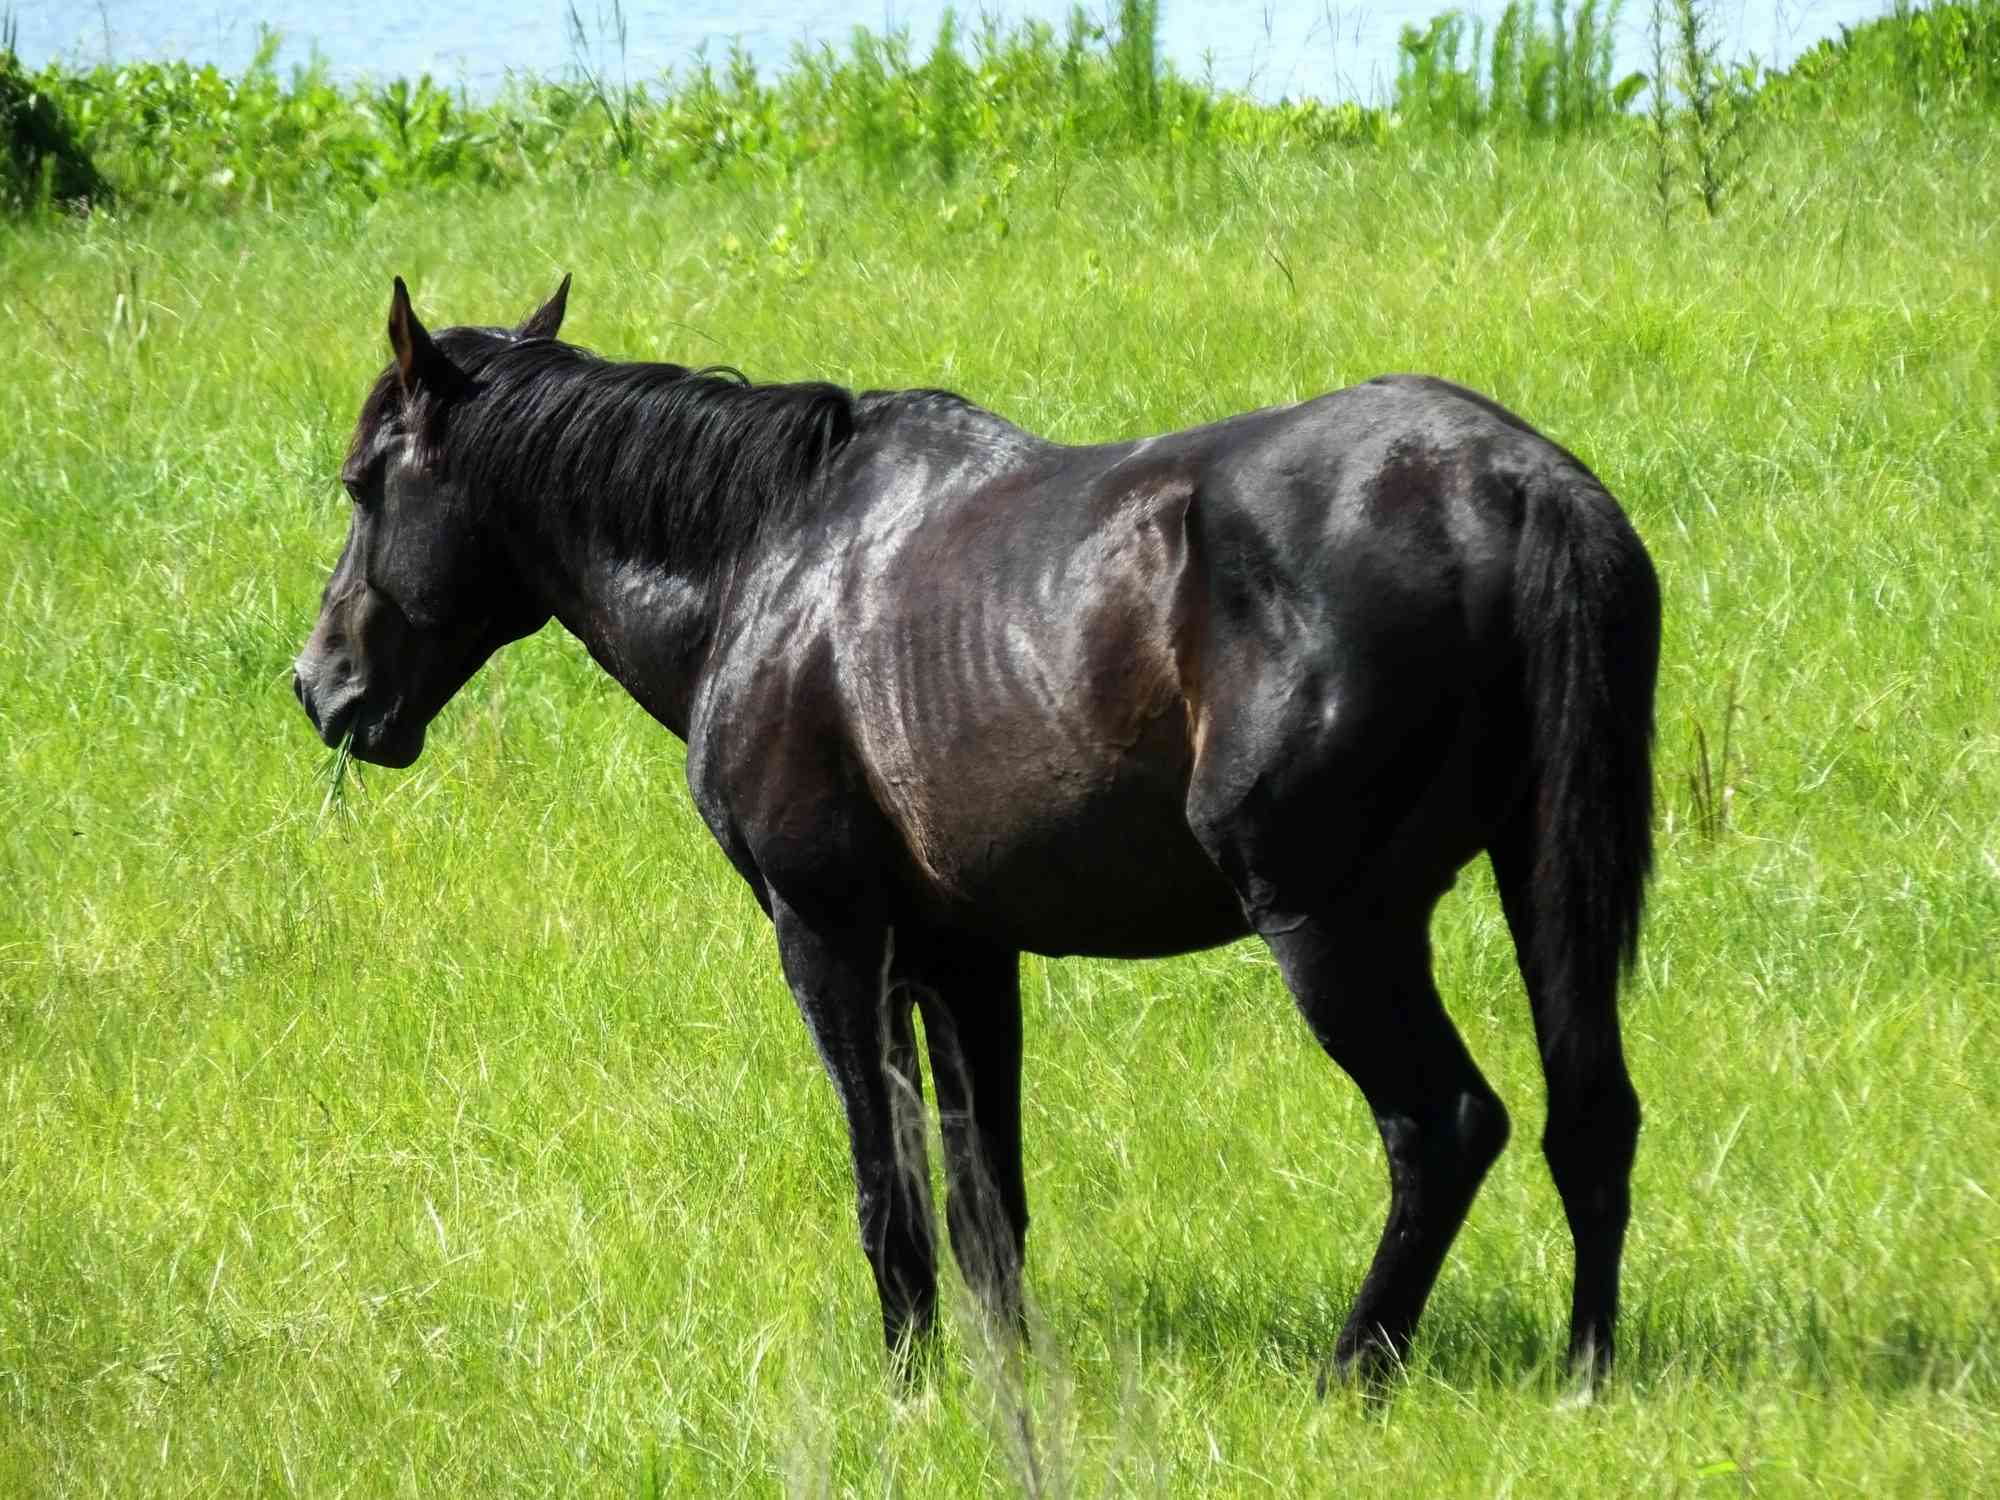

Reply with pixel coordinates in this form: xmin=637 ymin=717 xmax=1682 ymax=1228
xmin=293 ymin=275 xmax=570 ymax=767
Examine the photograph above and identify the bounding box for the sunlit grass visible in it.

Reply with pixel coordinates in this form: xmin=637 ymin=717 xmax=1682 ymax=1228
xmin=1 ymin=107 xmax=1996 ymax=1495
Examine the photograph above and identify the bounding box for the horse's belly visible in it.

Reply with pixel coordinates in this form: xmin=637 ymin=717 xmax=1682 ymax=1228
xmin=890 ymin=746 xmax=1250 ymax=959
xmin=925 ymin=827 xmax=1247 ymax=958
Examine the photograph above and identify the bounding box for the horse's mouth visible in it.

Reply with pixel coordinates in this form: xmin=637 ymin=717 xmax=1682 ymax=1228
xmin=340 ymin=704 xmax=425 ymax=768
xmin=352 ymin=715 xmax=425 ymax=768
xmin=299 ymin=682 xmax=425 ymax=768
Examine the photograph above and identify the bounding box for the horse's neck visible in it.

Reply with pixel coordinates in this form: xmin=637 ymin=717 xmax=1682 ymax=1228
xmin=550 ymin=553 xmax=720 ymax=741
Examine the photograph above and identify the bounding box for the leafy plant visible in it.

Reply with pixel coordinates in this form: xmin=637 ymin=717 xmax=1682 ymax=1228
xmin=11 ymin=1 xmax=1993 ymax=222
xmin=1766 ymin=0 xmax=2000 ymax=116
xmin=1393 ymin=1 xmax=1644 ymax=136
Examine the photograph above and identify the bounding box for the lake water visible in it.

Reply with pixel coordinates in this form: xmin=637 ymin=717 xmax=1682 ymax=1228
xmin=14 ymin=0 xmax=1884 ymax=104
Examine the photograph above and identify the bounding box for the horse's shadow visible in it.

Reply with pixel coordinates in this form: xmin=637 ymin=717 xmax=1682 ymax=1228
xmin=1064 ymin=1267 xmax=1997 ymax=1397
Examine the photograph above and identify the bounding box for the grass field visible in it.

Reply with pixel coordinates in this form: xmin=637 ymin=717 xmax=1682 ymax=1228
xmin=3 ymin=86 xmax=1998 ymax=1497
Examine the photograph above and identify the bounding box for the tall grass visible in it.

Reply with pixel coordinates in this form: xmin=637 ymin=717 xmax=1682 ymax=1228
xmin=3 ymin=85 xmax=1998 ymax=1492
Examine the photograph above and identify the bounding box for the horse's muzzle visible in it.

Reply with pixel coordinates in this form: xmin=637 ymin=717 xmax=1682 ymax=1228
xmin=294 ymin=664 xmax=358 ymax=748
xmin=295 ymin=666 xmax=425 ymax=768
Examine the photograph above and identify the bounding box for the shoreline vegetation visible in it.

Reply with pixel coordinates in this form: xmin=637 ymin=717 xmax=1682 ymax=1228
xmin=3 ymin=0 xmax=1997 ymax=220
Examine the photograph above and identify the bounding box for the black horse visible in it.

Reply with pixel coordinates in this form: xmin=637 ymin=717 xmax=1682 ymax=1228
xmin=294 ymin=277 xmax=1660 ymax=1385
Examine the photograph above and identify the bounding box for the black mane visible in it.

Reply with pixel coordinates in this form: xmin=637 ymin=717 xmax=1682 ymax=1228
xmin=422 ymin=330 xmax=859 ymax=575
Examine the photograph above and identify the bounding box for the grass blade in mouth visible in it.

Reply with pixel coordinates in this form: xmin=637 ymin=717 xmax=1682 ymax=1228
xmin=319 ymin=727 xmax=357 ymax=818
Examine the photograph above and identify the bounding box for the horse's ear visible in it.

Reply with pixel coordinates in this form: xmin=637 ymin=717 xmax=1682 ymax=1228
xmin=387 ymin=275 xmax=449 ymax=392
xmin=517 ymin=272 xmax=571 ymax=341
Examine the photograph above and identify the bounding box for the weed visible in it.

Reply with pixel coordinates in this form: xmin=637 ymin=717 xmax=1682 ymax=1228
xmin=1668 ymin=0 xmax=1757 ymax=216
xmin=564 ymin=0 xmax=637 ymax=166
xmin=1770 ymin=0 xmax=2000 ymax=114
xmin=0 ymin=21 xmax=109 ymax=212
xmin=1684 ymin=673 xmax=1742 ymax=841
xmin=1113 ymin=0 xmax=1163 ymax=138
xmin=1646 ymin=0 xmax=1677 ymax=229
xmin=9 ymin=1 xmax=1997 ymax=224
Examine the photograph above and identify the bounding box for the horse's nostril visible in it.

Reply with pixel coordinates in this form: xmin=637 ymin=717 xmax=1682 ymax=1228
xmin=293 ymin=669 xmax=324 ymax=735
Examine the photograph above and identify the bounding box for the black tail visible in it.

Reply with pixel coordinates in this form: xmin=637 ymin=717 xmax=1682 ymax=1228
xmin=1494 ymin=468 xmax=1659 ymax=1375
xmin=1498 ymin=471 xmax=1661 ymax=1036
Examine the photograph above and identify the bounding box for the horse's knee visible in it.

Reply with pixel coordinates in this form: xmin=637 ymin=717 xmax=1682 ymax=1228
xmin=1378 ymin=1082 xmax=1509 ymax=1194
xmin=1457 ymin=1083 xmax=1512 ymax=1176
xmin=1429 ymin=1083 xmax=1510 ymax=1186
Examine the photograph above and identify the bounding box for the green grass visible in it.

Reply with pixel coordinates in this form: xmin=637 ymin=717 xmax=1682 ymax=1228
xmin=3 ymin=94 xmax=1998 ymax=1496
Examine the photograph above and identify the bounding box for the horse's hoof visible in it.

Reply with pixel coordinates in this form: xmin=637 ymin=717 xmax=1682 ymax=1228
xmin=1555 ymin=1381 xmax=1598 ymax=1411
xmin=1557 ymin=1342 xmax=1613 ymax=1408
xmin=1316 ymin=1341 xmax=1403 ymax=1401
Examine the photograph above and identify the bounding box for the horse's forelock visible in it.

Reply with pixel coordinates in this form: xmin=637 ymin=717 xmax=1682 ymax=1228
xmin=342 ymin=367 xmax=401 ymax=480
xmin=345 ymin=326 xmax=511 ymax=482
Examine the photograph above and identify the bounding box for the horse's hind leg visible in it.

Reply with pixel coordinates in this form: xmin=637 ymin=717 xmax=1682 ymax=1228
xmin=907 ymin=938 xmax=1030 ymax=1333
xmin=1186 ymin=630 xmax=1509 ymax=1382
xmin=1260 ymin=905 xmax=1511 ymax=1385
xmin=771 ymin=896 xmax=938 ymax=1360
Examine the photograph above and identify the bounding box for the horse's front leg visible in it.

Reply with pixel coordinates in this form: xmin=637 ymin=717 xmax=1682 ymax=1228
xmin=772 ymin=896 xmax=938 ymax=1359
xmin=905 ymin=938 xmax=1029 ymax=1338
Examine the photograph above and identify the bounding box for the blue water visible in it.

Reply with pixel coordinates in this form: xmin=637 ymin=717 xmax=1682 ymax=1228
xmin=14 ymin=1 xmax=1882 ymax=104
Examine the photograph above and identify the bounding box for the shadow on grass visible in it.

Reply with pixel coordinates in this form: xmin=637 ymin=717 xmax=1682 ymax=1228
xmin=1099 ymin=1271 xmax=1565 ymax=1390
xmin=1083 ymin=1266 xmax=1999 ymax=1398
